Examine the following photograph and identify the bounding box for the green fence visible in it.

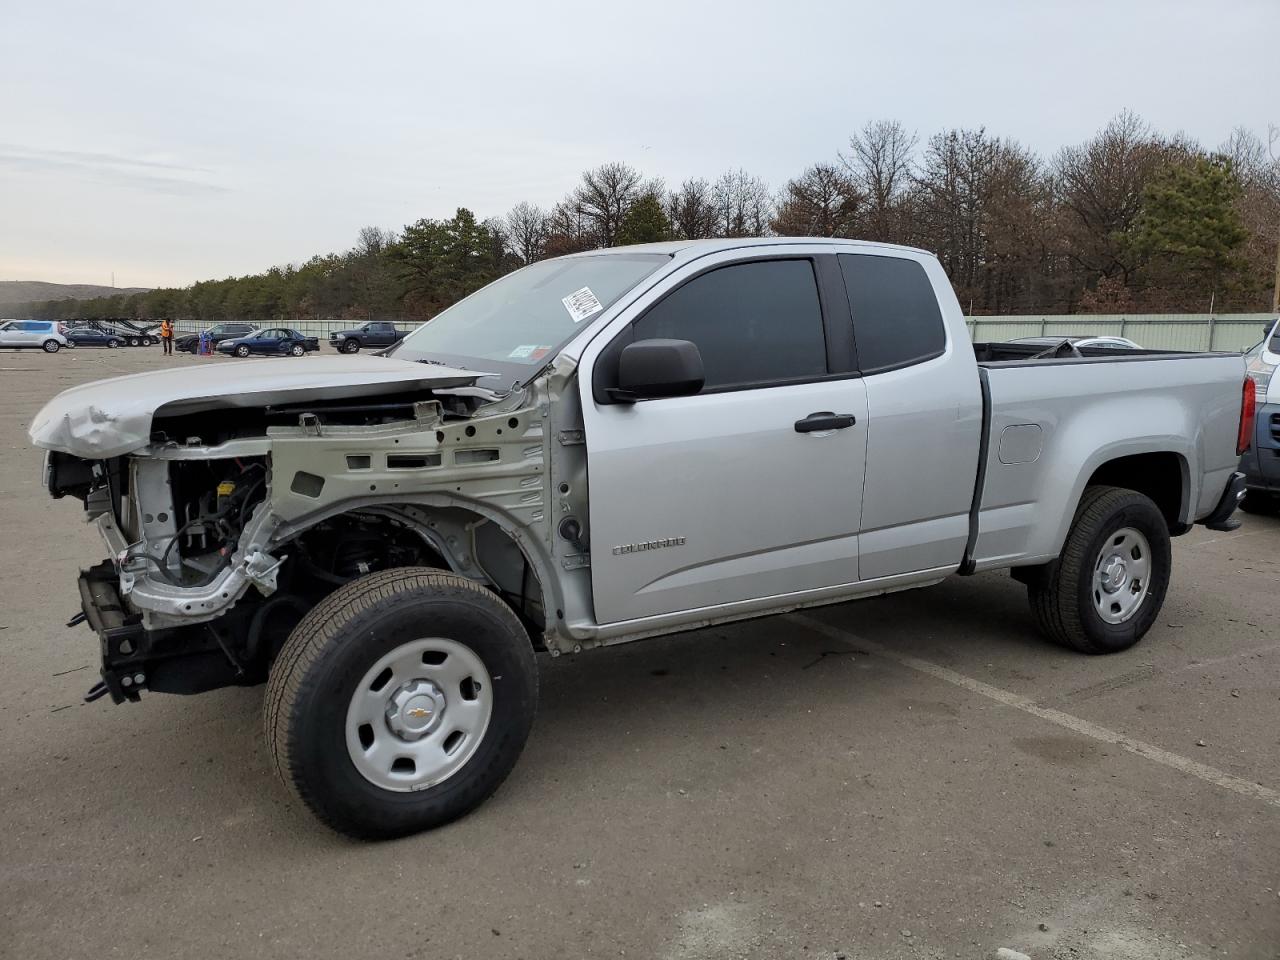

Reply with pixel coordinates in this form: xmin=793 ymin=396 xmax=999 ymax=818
xmin=967 ymin=314 xmax=1274 ymax=353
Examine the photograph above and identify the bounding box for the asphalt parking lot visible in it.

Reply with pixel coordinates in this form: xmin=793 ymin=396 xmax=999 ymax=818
xmin=2 ymin=346 xmax=1277 ymax=960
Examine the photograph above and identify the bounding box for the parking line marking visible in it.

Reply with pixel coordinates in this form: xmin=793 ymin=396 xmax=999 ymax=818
xmin=786 ymin=613 xmax=1280 ymax=811
xmin=1186 ymin=529 xmax=1269 ymax=548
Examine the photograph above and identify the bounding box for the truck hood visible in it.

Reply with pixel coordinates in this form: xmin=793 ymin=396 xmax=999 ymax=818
xmin=29 ymin=356 xmax=483 ymax=458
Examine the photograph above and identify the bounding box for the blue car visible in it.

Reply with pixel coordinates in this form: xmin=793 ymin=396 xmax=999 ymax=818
xmin=215 ymin=327 xmax=320 ymax=358
xmin=65 ymin=328 xmax=126 ymax=349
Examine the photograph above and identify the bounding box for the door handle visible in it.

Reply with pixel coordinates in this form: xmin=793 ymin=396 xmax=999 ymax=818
xmin=794 ymin=411 xmax=857 ymax=433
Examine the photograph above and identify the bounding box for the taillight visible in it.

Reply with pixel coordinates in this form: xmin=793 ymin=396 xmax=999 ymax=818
xmin=1237 ymin=375 xmax=1256 ymax=455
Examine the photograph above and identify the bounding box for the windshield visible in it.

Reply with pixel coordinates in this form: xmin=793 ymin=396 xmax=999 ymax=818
xmin=390 ymin=253 xmax=668 ymax=380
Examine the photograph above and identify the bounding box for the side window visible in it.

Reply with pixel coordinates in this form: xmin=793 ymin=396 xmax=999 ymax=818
xmin=631 ymin=259 xmax=827 ymax=391
xmin=839 ymin=254 xmax=945 ymax=373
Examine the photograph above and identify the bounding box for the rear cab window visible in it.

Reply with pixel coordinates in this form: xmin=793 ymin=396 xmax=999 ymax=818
xmin=838 ymin=254 xmax=945 ymax=373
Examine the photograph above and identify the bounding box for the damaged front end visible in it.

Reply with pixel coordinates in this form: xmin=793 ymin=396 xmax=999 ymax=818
xmin=34 ymin=355 xmax=588 ymax=704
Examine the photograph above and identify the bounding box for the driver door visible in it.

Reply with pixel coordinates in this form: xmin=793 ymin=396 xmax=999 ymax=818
xmin=580 ymin=251 xmax=868 ymax=625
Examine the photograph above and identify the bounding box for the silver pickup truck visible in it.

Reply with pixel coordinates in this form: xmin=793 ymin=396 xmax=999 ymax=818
xmin=30 ymin=238 xmax=1253 ymax=838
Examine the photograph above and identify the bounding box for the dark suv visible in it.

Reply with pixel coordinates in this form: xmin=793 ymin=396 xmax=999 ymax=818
xmin=176 ymin=322 xmax=257 ymax=354
xmin=329 ymin=321 xmax=406 ymax=353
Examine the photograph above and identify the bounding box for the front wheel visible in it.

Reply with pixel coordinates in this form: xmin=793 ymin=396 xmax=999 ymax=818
xmin=265 ymin=569 xmax=538 ymax=839
xmin=342 ymin=339 xmax=360 ymax=354
xmin=234 ymin=344 xmax=251 ymax=358
xmin=108 ymin=339 xmax=120 ymax=348
xmin=1028 ymin=486 xmax=1171 ymax=654
xmin=42 ymin=339 xmax=61 ymax=353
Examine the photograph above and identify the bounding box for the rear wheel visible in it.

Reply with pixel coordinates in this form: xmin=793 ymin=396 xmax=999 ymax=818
xmin=289 ymin=343 xmax=305 ymax=357
xmin=342 ymin=339 xmax=361 ymax=354
xmin=265 ymin=568 xmax=538 ymax=839
xmin=108 ymin=339 xmax=120 ymax=348
xmin=1028 ymin=485 xmax=1171 ymax=654
xmin=128 ymin=337 xmax=141 ymax=347
xmin=42 ymin=339 xmax=60 ymax=353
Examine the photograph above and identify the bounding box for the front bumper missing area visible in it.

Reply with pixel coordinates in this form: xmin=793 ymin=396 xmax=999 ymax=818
xmin=76 ymin=561 xmax=247 ymax=704
xmin=78 ymin=561 xmax=150 ymax=703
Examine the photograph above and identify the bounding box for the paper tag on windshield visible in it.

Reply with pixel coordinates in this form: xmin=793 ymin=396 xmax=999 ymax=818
xmin=562 ymin=286 xmax=604 ymax=323
xmin=508 ymin=344 xmax=538 ymax=359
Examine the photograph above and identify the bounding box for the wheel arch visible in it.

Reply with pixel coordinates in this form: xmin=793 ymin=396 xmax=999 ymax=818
xmin=1083 ymin=451 xmax=1190 ymax=533
xmin=272 ymin=493 xmax=563 ymax=646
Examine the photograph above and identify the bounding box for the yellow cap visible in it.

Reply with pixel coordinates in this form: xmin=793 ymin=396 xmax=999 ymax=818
xmin=216 ymin=481 xmax=236 ymax=496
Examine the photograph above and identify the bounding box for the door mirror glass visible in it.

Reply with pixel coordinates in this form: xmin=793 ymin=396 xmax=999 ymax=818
xmin=611 ymin=339 xmax=704 ymax=402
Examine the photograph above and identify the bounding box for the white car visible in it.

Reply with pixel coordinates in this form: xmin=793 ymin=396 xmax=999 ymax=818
xmin=0 ymin=319 xmax=71 ymax=352
xmin=1010 ymin=335 xmax=1143 ymax=352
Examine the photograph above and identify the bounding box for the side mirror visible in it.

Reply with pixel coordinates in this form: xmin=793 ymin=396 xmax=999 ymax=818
xmin=609 ymin=338 xmax=704 ymax=403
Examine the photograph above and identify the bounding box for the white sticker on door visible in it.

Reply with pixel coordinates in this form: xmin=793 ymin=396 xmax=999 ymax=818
xmin=561 ymin=286 xmax=604 ymax=323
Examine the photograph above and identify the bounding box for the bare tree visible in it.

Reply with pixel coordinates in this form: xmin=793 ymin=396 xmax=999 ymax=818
xmin=711 ymin=169 xmax=773 ymax=238
xmin=842 ymin=120 xmax=917 ymax=242
xmin=575 ymin=162 xmax=644 ymax=246
xmin=542 ymin=199 xmax=593 ymax=257
xmin=771 ymin=163 xmax=862 ymax=237
xmin=1052 ymin=111 xmax=1192 ymax=288
xmin=504 ymin=201 xmax=547 ymax=264
xmin=1219 ymin=126 xmax=1280 ymax=309
xmin=667 ymin=178 xmax=718 ymax=240
xmin=355 ymin=226 xmax=397 ymax=257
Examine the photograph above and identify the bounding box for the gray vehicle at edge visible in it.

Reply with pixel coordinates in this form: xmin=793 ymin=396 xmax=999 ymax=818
xmin=1240 ymin=318 xmax=1280 ymax=511
xmin=29 ymin=238 xmax=1253 ymax=839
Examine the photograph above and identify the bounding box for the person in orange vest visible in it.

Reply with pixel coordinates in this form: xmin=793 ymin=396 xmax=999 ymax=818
xmin=160 ymin=318 xmax=174 ymax=355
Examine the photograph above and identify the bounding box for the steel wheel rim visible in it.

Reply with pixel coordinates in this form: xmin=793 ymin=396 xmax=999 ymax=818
xmin=1092 ymin=526 xmax=1152 ymax=624
xmin=345 ymin=637 xmax=493 ymax=792
xmin=44 ymin=341 xmax=58 ymax=352
xmin=291 ymin=344 xmax=304 ymax=356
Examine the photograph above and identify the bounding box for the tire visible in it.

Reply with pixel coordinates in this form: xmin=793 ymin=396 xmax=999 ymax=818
xmin=342 ymin=339 xmax=361 ymax=354
xmin=234 ymin=344 xmax=251 ymax=358
xmin=128 ymin=337 xmax=141 ymax=347
xmin=1028 ymin=485 xmax=1171 ymax=654
xmin=108 ymin=339 xmax=120 ymax=349
xmin=265 ymin=568 xmax=538 ymax=839
xmin=1239 ymin=491 xmax=1278 ymax=515
xmin=42 ymin=339 xmax=60 ymax=353
xmin=289 ymin=343 xmax=305 ymax=357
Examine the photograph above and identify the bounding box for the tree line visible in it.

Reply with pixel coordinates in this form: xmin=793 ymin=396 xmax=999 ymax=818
xmin=16 ymin=113 xmax=1280 ymax=323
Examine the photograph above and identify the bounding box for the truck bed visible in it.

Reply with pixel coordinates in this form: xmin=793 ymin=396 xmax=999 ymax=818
xmin=973 ymin=341 xmax=1224 ymax=364
xmin=967 ymin=345 xmax=1246 ymax=571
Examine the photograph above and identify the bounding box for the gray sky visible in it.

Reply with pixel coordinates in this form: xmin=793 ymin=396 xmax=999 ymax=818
xmin=3 ymin=0 xmax=1276 ymax=288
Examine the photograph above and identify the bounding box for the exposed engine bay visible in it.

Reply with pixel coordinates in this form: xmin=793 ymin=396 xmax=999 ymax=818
xmin=37 ymin=356 xmax=592 ymax=703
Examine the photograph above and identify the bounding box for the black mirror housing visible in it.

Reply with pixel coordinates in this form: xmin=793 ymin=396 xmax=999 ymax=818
xmin=611 ymin=339 xmax=704 ymax=402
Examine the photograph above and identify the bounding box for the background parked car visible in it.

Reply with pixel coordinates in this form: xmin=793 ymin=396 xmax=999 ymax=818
xmin=1009 ymin=335 xmax=1143 ymax=351
xmin=175 ymin=322 xmax=257 ymax=354
xmin=0 ymin=320 xmax=71 ymax=352
xmin=216 ymin=327 xmax=320 ymax=357
xmin=1240 ymin=318 xmax=1280 ymax=514
xmin=329 ymin=321 xmax=406 ymax=353
xmin=65 ymin=328 xmax=125 ymax=349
